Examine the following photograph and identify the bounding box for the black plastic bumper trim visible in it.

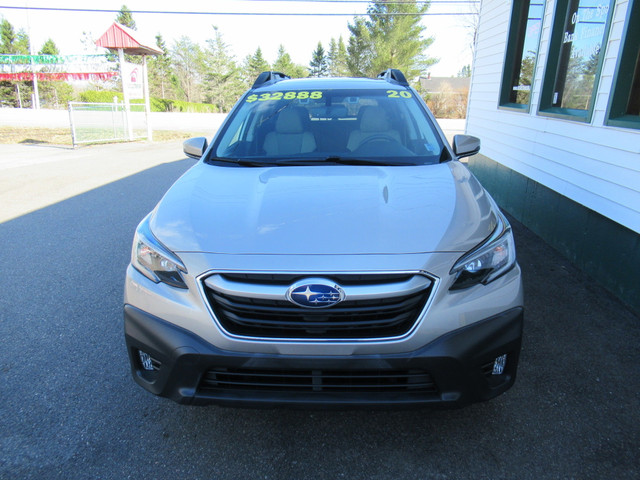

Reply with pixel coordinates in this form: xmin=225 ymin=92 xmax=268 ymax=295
xmin=124 ymin=304 xmax=523 ymax=408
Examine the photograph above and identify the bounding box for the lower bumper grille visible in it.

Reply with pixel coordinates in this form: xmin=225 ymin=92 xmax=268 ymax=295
xmin=199 ymin=368 xmax=438 ymax=394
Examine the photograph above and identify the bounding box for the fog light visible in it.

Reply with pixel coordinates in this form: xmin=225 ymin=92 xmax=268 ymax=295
xmin=492 ymin=354 xmax=507 ymax=375
xmin=138 ymin=350 xmax=155 ymax=371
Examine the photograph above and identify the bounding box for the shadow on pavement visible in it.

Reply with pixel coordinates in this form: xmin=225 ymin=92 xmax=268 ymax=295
xmin=0 ymin=158 xmax=637 ymax=480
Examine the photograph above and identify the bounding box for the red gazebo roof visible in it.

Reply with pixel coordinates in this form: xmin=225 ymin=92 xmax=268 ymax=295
xmin=95 ymin=23 xmax=163 ymax=55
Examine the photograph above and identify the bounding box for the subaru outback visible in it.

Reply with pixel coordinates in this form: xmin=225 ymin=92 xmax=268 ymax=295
xmin=124 ymin=69 xmax=523 ymax=408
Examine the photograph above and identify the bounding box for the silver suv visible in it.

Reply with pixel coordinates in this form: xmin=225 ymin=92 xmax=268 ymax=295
xmin=124 ymin=70 xmax=523 ymax=408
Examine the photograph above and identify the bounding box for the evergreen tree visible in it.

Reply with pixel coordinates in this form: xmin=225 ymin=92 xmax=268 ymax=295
xmin=203 ymin=27 xmax=244 ymax=112
xmin=328 ymin=38 xmax=338 ymax=74
xmin=347 ymin=0 xmax=437 ymax=80
xmin=115 ymin=5 xmax=141 ymax=65
xmin=347 ymin=17 xmax=373 ymax=77
xmin=273 ymin=45 xmax=295 ymax=75
xmin=1 ymin=19 xmax=28 ymax=54
xmin=273 ymin=45 xmax=307 ymax=78
xmin=328 ymin=36 xmax=349 ymax=77
xmin=148 ymin=34 xmax=174 ymax=99
xmin=243 ymin=48 xmax=270 ymax=84
xmin=0 ymin=19 xmax=32 ymax=107
xmin=308 ymin=42 xmax=328 ymax=77
xmin=37 ymin=39 xmax=73 ymax=108
xmin=39 ymin=38 xmax=58 ymax=55
xmin=457 ymin=64 xmax=472 ymax=77
xmin=116 ymin=5 xmax=137 ymax=30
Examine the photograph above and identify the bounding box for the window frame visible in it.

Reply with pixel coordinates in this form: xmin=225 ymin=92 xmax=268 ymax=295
xmin=606 ymin=0 xmax=640 ymax=129
xmin=499 ymin=0 xmax=546 ymax=112
xmin=537 ymin=0 xmax=615 ymax=123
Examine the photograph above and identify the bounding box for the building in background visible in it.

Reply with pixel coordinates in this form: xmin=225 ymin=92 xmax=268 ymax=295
xmin=465 ymin=0 xmax=639 ymax=312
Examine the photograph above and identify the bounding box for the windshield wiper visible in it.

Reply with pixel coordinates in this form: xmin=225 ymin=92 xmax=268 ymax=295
xmin=207 ymin=157 xmax=278 ymax=167
xmin=321 ymin=156 xmax=414 ymax=166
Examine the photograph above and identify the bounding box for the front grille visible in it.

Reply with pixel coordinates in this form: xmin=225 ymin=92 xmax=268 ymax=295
xmin=199 ymin=368 xmax=438 ymax=394
xmin=202 ymin=273 xmax=433 ymax=339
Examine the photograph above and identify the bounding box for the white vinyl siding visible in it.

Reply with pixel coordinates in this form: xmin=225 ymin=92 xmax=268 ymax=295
xmin=466 ymin=0 xmax=640 ymax=233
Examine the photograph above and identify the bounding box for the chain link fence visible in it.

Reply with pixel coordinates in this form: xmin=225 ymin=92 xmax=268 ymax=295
xmin=68 ymin=101 xmax=148 ymax=147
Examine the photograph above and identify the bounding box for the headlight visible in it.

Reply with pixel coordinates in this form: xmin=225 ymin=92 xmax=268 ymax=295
xmin=450 ymin=211 xmax=516 ymax=290
xmin=131 ymin=214 xmax=188 ymax=289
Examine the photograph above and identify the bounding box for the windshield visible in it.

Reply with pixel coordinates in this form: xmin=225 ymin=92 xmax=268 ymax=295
xmin=210 ymin=87 xmax=446 ymax=166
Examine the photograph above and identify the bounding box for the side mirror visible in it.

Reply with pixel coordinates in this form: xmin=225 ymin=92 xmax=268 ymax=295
xmin=453 ymin=135 xmax=481 ymax=159
xmin=183 ymin=137 xmax=208 ymax=159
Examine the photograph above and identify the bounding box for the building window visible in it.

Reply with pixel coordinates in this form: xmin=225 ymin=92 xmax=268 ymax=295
xmin=539 ymin=0 xmax=615 ymax=122
xmin=606 ymin=0 xmax=640 ymax=129
xmin=499 ymin=0 xmax=545 ymax=110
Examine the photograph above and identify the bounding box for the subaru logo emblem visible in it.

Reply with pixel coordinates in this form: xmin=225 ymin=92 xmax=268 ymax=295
xmin=286 ymin=279 xmax=345 ymax=308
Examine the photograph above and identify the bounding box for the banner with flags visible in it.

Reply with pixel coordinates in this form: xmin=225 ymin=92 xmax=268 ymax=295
xmin=0 ymin=54 xmax=117 ymax=64
xmin=0 ymin=72 xmax=118 ymax=81
xmin=0 ymin=54 xmax=118 ymax=82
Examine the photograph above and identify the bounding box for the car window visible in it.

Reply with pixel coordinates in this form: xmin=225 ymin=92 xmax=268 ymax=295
xmin=211 ymin=88 xmax=445 ymax=165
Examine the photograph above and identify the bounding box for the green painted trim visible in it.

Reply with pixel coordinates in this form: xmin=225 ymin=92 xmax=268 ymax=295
xmin=498 ymin=0 xmax=545 ymax=112
xmin=468 ymin=154 xmax=640 ymax=315
xmin=537 ymin=107 xmax=590 ymax=122
xmin=538 ymin=0 xmax=616 ymax=123
xmin=606 ymin=0 xmax=640 ymax=129
xmin=607 ymin=114 xmax=640 ymax=130
xmin=498 ymin=103 xmax=530 ymax=113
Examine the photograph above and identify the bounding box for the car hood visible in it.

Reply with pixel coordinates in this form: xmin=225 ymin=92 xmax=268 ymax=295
xmin=150 ymin=161 xmax=496 ymax=255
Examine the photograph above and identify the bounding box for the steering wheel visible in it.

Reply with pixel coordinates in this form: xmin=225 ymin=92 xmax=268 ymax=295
xmin=356 ymin=134 xmax=398 ymax=150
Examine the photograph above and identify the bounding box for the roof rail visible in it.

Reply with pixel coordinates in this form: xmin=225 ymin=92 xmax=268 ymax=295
xmin=377 ymin=69 xmax=409 ymax=87
xmin=252 ymin=71 xmax=290 ymax=88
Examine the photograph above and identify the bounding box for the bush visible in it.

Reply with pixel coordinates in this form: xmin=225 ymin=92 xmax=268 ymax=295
xmin=424 ymin=82 xmax=469 ymax=119
xmin=78 ymin=90 xmax=217 ymax=113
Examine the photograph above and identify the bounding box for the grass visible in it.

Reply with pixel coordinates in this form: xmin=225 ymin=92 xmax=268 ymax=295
xmin=0 ymin=126 xmax=202 ymax=146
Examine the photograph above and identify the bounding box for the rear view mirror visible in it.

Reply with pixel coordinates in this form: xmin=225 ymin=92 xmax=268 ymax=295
xmin=453 ymin=135 xmax=481 ymax=159
xmin=183 ymin=137 xmax=208 ymax=159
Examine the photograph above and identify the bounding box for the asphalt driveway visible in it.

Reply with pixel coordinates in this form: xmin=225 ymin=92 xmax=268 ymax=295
xmin=0 ymin=142 xmax=638 ymax=479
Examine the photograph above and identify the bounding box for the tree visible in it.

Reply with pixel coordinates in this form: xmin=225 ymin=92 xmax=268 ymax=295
xmin=347 ymin=17 xmax=373 ymax=77
xmin=462 ymin=0 xmax=480 ymax=59
xmin=148 ymin=34 xmax=174 ymax=98
xmin=171 ymin=36 xmax=205 ymax=103
xmin=36 ymin=39 xmax=74 ymax=108
xmin=116 ymin=5 xmax=136 ymax=30
xmin=0 ymin=18 xmax=32 ymax=107
xmin=347 ymin=0 xmax=437 ymax=80
xmin=1 ymin=18 xmax=28 ymax=54
xmin=328 ymin=36 xmax=348 ymax=77
xmin=273 ymin=45 xmax=295 ymax=74
xmin=514 ymin=53 xmax=535 ymax=104
xmin=203 ymin=27 xmax=244 ymax=112
xmin=457 ymin=65 xmax=472 ymax=77
xmin=243 ymin=47 xmax=270 ymax=84
xmin=308 ymin=42 xmax=328 ymax=77
xmin=273 ymin=45 xmax=307 ymax=78
xmin=39 ymin=38 xmax=58 ymax=55
xmin=114 ymin=5 xmax=142 ymax=65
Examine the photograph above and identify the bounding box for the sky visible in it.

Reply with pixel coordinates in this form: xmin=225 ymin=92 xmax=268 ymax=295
xmin=0 ymin=0 xmax=477 ymax=77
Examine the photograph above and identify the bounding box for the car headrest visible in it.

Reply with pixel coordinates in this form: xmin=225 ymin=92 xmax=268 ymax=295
xmin=360 ymin=106 xmax=392 ymax=132
xmin=276 ymin=108 xmax=308 ymax=134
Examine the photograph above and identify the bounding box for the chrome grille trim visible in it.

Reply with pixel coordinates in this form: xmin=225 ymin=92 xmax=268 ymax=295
xmin=203 ymin=273 xmax=432 ymax=302
xmin=199 ymin=271 xmax=436 ymax=341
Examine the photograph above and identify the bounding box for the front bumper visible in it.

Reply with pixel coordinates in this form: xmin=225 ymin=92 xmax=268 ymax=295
xmin=124 ymin=304 xmax=523 ymax=408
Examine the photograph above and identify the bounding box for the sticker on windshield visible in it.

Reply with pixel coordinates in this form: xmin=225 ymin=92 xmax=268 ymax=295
xmin=387 ymin=90 xmax=412 ymax=99
xmin=246 ymin=91 xmax=323 ymax=103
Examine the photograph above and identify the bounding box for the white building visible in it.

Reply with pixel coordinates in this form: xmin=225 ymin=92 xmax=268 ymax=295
xmin=465 ymin=0 xmax=639 ymax=312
